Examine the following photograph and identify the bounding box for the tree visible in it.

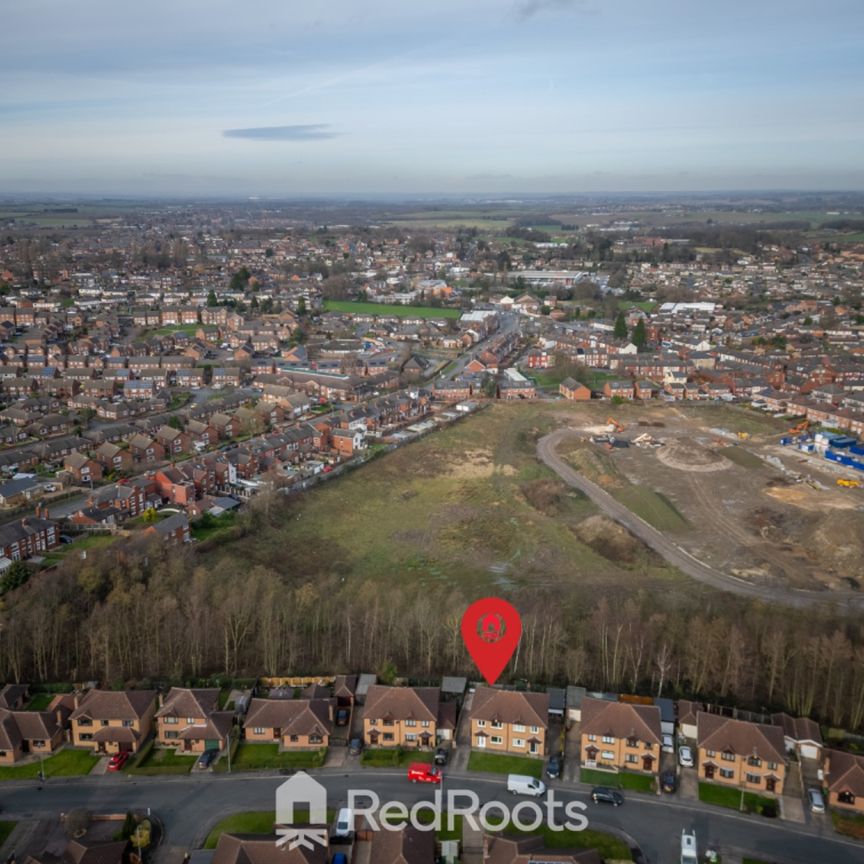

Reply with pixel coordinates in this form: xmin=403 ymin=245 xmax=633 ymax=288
xmin=0 ymin=561 xmax=30 ymax=595
xmin=613 ymin=311 xmax=627 ymax=339
xmin=296 ymin=297 xmax=307 ymax=316
xmin=631 ymin=318 xmax=647 ymax=350
xmin=207 ymin=289 xmax=219 ymax=307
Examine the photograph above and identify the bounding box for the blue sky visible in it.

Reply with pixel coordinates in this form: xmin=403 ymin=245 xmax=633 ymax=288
xmin=1 ymin=0 xmax=862 ymax=196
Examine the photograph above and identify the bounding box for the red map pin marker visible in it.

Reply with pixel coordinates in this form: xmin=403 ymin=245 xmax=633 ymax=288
xmin=461 ymin=597 xmax=522 ymax=685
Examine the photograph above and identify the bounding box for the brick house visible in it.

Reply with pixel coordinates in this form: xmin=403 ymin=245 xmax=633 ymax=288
xmin=155 ymin=687 xmax=233 ymax=754
xmin=69 ymin=689 xmax=158 ymax=754
xmin=470 ymin=686 xmax=549 ymax=758
xmin=63 ymin=451 xmax=103 ymax=485
xmin=128 ymin=434 xmax=165 ymax=464
xmin=143 ymin=512 xmax=190 ymax=544
xmin=697 ymin=712 xmax=786 ymax=795
xmin=559 ymin=377 xmax=591 ymax=400
xmin=603 ymin=379 xmax=636 ymax=400
xmin=363 ymin=686 xmax=454 ymax=749
xmin=823 ymin=749 xmax=864 ymax=815
xmin=0 ymin=511 xmax=60 ymax=561
xmin=580 ymin=697 xmax=662 ymax=775
xmin=94 ymin=441 xmax=134 ymax=474
xmin=155 ymin=425 xmax=191 ymax=456
xmin=484 ymin=835 xmax=601 ymax=864
xmin=244 ymin=698 xmax=334 ymax=750
xmin=0 ymin=705 xmax=67 ymax=764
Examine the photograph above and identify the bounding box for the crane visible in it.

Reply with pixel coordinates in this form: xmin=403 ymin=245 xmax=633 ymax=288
xmin=606 ymin=416 xmax=625 ymax=433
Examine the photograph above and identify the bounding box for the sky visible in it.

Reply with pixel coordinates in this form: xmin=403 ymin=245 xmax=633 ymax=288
xmin=1 ymin=0 xmax=863 ymax=197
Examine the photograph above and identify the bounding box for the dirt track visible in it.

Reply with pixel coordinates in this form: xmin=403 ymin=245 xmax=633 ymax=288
xmin=538 ymin=427 xmax=864 ymax=610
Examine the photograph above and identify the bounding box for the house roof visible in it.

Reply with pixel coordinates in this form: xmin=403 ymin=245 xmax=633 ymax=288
xmin=363 ymin=686 xmax=439 ymax=724
xmin=484 ymin=834 xmax=601 ymax=864
xmin=697 ymin=712 xmax=785 ymax=763
xmin=771 ymin=712 xmax=823 ymax=747
xmin=825 ymin=749 xmax=864 ymax=798
xmin=156 ymin=687 xmax=220 ymax=721
xmin=0 ymin=683 xmax=29 ymax=709
xmin=65 ymin=839 xmax=129 ymax=864
xmin=70 ymin=689 xmax=157 ymax=722
xmin=244 ymin=698 xmax=333 ymax=737
xmin=580 ymin=697 xmax=661 ymax=744
xmin=368 ymin=826 xmax=436 ymax=864
xmin=213 ymin=834 xmax=325 ymax=864
xmin=178 ymin=712 xmax=234 ymax=741
xmin=470 ymin=687 xmax=549 ymax=729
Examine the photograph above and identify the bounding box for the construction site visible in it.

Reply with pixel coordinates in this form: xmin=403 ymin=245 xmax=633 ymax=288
xmin=558 ymin=403 xmax=864 ymax=593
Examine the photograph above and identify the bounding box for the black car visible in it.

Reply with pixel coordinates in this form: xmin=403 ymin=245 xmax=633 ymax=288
xmin=348 ymin=737 xmax=363 ymax=755
xmin=546 ymin=754 xmax=562 ymax=780
xmin=335 ymin=708 xmax=349 ymax=726
xmin=197 ymin=748 xmax=219 ymax=768
xmin=591 ymin=786 xmax=624 ymax=806
xmin=660 ymin=769 xmax=677 ymax=793
xmin=434 ymin=746 xmax=449 ymax=766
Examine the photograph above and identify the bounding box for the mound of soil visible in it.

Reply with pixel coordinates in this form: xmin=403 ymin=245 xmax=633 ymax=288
xmin=572 ymin=514 xmax=641 ymax=564
xmin=656 ymin=438 xmax=730 ymax=472
xmin=805 ymin=510 xmax=864 ymax=580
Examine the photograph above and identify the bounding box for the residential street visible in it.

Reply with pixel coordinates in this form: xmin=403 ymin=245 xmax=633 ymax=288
xmin=537 ymin=427 xmax=864 ymax=609
xmin=1 ymin=767 xmax=862 ymax=864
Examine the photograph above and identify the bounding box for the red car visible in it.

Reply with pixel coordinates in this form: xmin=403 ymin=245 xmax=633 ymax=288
xmin=107 ymin=751 xmax=130 ymax=771
xmin=407 ymin=763 xmax=441 ymax=784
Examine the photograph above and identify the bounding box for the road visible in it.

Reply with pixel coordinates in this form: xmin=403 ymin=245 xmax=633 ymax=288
xmin=537 ymin=427 xmax=864 ymax=610
xmin=1 ymin=769 xmax=861 ymax=864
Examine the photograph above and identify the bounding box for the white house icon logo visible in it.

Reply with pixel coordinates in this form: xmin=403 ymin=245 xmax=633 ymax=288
xmin=275 ymin=771 xmax=329 ymax=851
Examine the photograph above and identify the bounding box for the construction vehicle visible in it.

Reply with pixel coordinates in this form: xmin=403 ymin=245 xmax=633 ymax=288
xmin=606 ymin=416 xmax=625 ymax=434
xmin=737 ymin=431 xmax=750 ymax=440
xmin=837 ymin=478 xmax=861 ymax=488
xmin=789 ymin=420 xmax=810 ymax=435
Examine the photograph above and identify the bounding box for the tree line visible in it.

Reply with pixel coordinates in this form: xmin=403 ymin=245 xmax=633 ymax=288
xmin=2 ymin=519 xmax=864 ymax=732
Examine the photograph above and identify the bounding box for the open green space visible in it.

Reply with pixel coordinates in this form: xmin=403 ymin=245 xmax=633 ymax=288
xmin=203 ymin=808 xmax=336 ymax=848
xmin=467 ymin=751 xmax=543 ymax=777
xmin=151 ymin=323 xmax=200 ymax=336
xmin=24 ymin=693 xmax=56 ymax=711
xmin=42 ymin=532 xmax=119 ymax=566
xmin=500 ymin=824 xmax=632 ymax=861
xmin=127 ymin=746 xmax=196 ymax=775
xmin=0 ymin=748 xmax=99 ymax=780
xmin=612 ymin=485 xmax=689 ymax=533
xmin=213 ymin=743 xmax=326 ymax=772
xmin=698 ymin=782 xmax=777 ymax=815
xmin=323 ymin=299 xmax=461 ymax=319
xmin=361 ymin=748 xmax=434 ymax=768
xmin=191 ymin=511 xmax=238 ymax=542
xmin=580 ymin=767 xmax=656 ymax=793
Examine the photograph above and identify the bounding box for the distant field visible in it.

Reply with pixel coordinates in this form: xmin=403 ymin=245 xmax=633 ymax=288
xmin=323 ymin=300 xmax=461 ymax=319
xmin=151 ymin=323 xmax=200 ymax=336
xmin=617 ymin=299 xmax=658 ymax=312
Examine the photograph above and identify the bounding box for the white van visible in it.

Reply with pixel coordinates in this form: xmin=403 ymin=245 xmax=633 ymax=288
xmin=506 ymin=774 xmax=546 ymax=797
xmin=334 ymin=807 xmax=353 ymax=837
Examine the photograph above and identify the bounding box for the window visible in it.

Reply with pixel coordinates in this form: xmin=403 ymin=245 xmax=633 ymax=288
xmin=383 ymin=719 xmax=394 ymax=726
xmin=721 ymin=751 xmax=736 ymax=762
xmin=253 ymin=727 xmax=265 ymax=735
xmin=310 ymin=735 xmax=322 ymax=744
xmin=78 ymin=718 xmax=92 ymax=727
xmin=405 ymin=719 xmax=416 ymax=727
xmin=405 ymin=733 xmax=416 ymax=741
xmin=491 ymin=736 xmax=503 ymax=745
xmin=601 ymin=750 xmax=615 ymax=761
xmin=164 ymin=717 xmax=178 ymax=725
xmin=747 ymin=756 xmax=762 ymax=767
xmin=720 ymin=768 xmax=735 ymax=779
xmin=530 ymin=725 xmax=539 ymax=734
xmin=476 ymin=720 xmax=486 ymax=728
xmin=122 ymin=720 xmax=134 ymax=728
xmin=586 ymin=734 xmax=596 ymax=742
xmin=80 ymin=734 xmax=93 ymax=741
xmin=706 ymin=749 xmax=716 ymax=757
xmin=768 ymin=761 xmax=778 ymax=770
xmin=289 ymin=735 xmax=299 ymax=743
xmin=383 ymin=733 xmax=394 ymax=742
xmin=746 ymin=773 xmax=762 ymax=785
xmin=626 ymin=754 xmax=638 ymax=764
xmin=33 ymin=739 xmax=45 ymax=748
xmin=626 ymin=737 xmax=638 ymax=748
xmin=512 ymin=738 xmax=524 ymax=747
xmin=601 ymin=735 xmax=615 ymax=744
xmin=491 ymin=720 xmax=503 ymax=729
xmin=513 ymin=724 xmax=526 ymax=733
xmin=165 ymin=732 xmax=178 ymax=739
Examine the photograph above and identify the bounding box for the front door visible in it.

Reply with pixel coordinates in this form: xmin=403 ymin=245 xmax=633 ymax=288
xmin=766 ymin=777 xmax=776 ymax=793
xmin=704 ymin=764 xmax=715 ymax=780
xmin=642 ymin=755 xmax=653 ymax=772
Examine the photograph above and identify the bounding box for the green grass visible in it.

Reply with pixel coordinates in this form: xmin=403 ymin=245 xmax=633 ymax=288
xmin=0 ymin=822 xmax=16 ymax=846
xmin=151 ymin=323 xmax=200 ymax=336
xmin=580 ymin=767 xmax=657 ymax=793
xmin=204 ymin=808 xmax=336 ymax=848
xmin=0 ymin=748 xmax=99 ymax=780
xmin=127 ymin=746 xmax=197 ymax=775
xmin=467 ymin=751 xmax=543 ymax=777
xmin=698 ymin=782 xmax=777 ymax=815
xmin=360 ymin=748 xmax=434 ymax=767
xmin=831 ymin=809 xmax=864 ymax=840
xmin=500 ymin=824 xmax=631 ymax=861
xmin=213 ymin=743 xmax=326 ymax=772
xmin=24 ymin=693 xmax=56 ymax=710
xmin=719 ymin=446 xmax=765 ymax=470
xmin=618 ymin=299 xmax=657 ymax=312
xmin=191 ymin=511 xmax=237 ymax=541
xmin=743 ymin=859 xmax=774 ymax=864
xmin=612 ymin=485 xmax=689 ymax=533
xmin=323 ymin=299 xmax=461 ymax=319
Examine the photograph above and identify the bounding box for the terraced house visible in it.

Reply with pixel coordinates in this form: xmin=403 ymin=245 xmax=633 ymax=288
xmin=469 ymin=686 xmax=549 ymax=757
xmin=69 ymin=689 xmax=157 ymax=755
xmin=580 ymin=697 xmax=662 ymax=774
xmin=696 ymin=712 xmax=786 ymax=794
xmin=362 ymin=685 xmax=454 ymax=749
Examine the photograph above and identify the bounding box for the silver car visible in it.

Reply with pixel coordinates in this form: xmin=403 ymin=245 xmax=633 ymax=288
xmin=808 ymin=787 xmax=826 ymax=814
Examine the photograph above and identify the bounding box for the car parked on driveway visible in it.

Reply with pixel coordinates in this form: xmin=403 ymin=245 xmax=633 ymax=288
xmin=808 ymin=787 xmax=826 ymax=814
xmin=107 ymin=750 xmax=130 ymax=771
xmin=546 ymin=754 xmax=562 ymax=779
xmin=660 ymin=769 xmax=678 ymax=793
xmin=335 ymin=708 xmax=349 ymax=726
xmin=197 ymin=748 xmax=219 ymax=768
xmin=662 ymin=733 xmax=675 ymax=754
xmin=348 ymin=737 xmax=363 ymax=755
xmin=434 ymin=745 xmax=449 ymax=766
xmin=591 ymin=787 xmax=624 ymax=806
xmin=678 ymin=745 xmax=695 ymax=768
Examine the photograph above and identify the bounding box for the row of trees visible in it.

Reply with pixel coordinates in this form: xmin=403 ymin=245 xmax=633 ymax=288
xmin=2 ymin=523 xmax=864 ymax=730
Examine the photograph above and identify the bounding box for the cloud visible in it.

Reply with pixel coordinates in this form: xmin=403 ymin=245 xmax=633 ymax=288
xmin=222 ymin=124 xmax=336 ymax=141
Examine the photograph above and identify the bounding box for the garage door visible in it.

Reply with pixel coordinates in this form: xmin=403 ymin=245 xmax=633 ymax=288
xmin=800 ymin=744 xmax=819 ymax=760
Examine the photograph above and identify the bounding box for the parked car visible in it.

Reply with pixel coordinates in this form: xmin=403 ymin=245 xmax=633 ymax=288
xmin=808 ymin=787 xmax=826 ymax=814
xmin=545 ymin=754 xmax=562 ymax=780
xmin=348 ymin=738 xmax=363 ymax=755
xmin=590 ymin=787 xmax=624 ymax=806
xmin=660 ymin=769 xmax=678 ymax=793
xmin=507 ymin=774 xmax=546 ymax=797
xmin=197 ymin=749 xmax=219 ymax=768
xmin=434 ymin=745 xmax=449 ymax=766
xmin=107 ymin=750 xmax=130 ymax=771
xmin=331 ymin=855 xmax=348 ymax=864
xmin=662 ymin=733 xmax=675 ymax=754
xmin=335 ymin=708 xmax=349 ymax=726
xmin=678 ymin=745 xmax=695 ymax=768
xmin=335 ymin=808 xmax=353 ymax=838
xmin=680 ymin=829 xmax=698 ymax=864
xmin=407 ymin=762 xmax=441 ymax=784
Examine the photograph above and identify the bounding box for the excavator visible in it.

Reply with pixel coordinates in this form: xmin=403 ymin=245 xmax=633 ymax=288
xmin=837 ymin=478 xmax=861 ymax=488
xmin=737 ymin=431 xmax=750 ymax=440
xmin=606 ymin=416 xmax=625 ymax=434
xmin=789 ymin=420 xmax=810 ymax=435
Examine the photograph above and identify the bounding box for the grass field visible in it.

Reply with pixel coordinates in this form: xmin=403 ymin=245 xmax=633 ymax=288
xmin=127 ymin=747 xmax=196 ymax=775
xmin=698 ymin=782 xmax=777 ymax=815
xmin=613 ymin=485 xmax=689 ymax=533
xmin=203 ymin=812 xmax=275 ymax=847
xmin=501 ymin=824 xmax=632 ymax=861
xmin=361 ymin=748 xmax=433 ymax=767
xmin=152 ymin=323 xmax=200 ymax=336
xmin=203 ymin=402 xmax=685 ymax=603
xmin=323 ymin=299 xmax=461 ymax=319
xmin=580 ymin=767 xmax=656 ymax=793
xmin=24 ymin=692 xmax=57 ymax=710
xmin=214 ymin=743 xmax=326 ymax=772
xmin=0 ymin=748 xmax=99 ymax=780
xmin=467 ymin=752 xmax=543 ymax=777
